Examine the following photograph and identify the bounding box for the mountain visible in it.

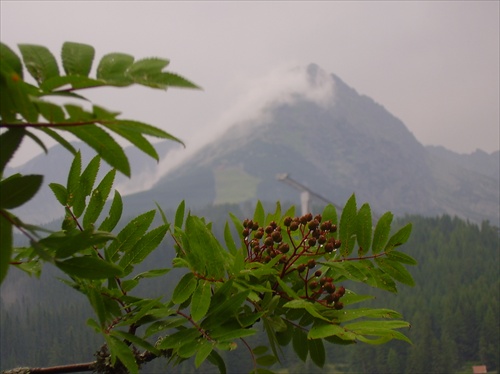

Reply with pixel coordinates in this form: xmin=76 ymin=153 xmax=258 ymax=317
xmin=123 ymin=64 xmax=499 ymax=225
xmin=6 ymin=64 xmax=499 ymax=225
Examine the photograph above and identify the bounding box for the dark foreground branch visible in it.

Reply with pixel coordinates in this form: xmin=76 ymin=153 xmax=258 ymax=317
xmin=2 ymin=362 xmax=95 ymax=374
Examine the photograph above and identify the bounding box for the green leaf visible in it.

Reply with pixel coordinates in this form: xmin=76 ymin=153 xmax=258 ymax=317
xmin=41 ymin=75 xmax=104 ymax=91
xmin=60 ymin=124 xmax=131 ymax=177
xmin=74 ymin=155 xmax=101 ymax=217
xmin=0 ymin=128 xmax=25 ymax=174
xmin=386 ymin=250 xmax=418 ymax=265
xmin=0 ymin=64 xmax=39 ymax=122
xmin=184 ymin=215 xmax=227 ymax=278
xmin=223 ymin=222 xmax=237 ymax=256
xmin=18 ymin=44 xmax=59 ymax=84
xmin=207 ymin=350 xmax=227 ymax=374
xmin=105 ymin=335 xmax=139 ymax=374
xmin=372 ymin=212 xmax=393 ymax=254
xmin=107 ymin=210 xmax=156 ymax=260
xmin=172 ymin=272 xmax=197 ymax=305
xmin=110 ymin=330 xmax=161 ymax=357
xmin=253 ymin=200 xmax=265 ymax=227
xmin=99 ymin=190 xmax=123 ymax=232
xmin=292 ymin=327 xmax=308 ymax=362
xmin=339 ymin=194 xmax=357 ymax=257
xmin=385 ymin=223 xmax=412 ymax=252
xmin=83 ymin=169 xmax=116 ymax=229
xmin=256 ymin=355 xmax=278 ymax=366
xmin=308 ymin=322 xmax=347 ymax=340
xmin=322 ymin=203 xmax=338 ymax=227
xmin=195 ymin=341 xmax=214 ymax=368
xmin=0 ymin=212 xmax=13 ymax=285
xmin=56 ymin=256 xmax=123 ymax=279
xmin=356 ymin=203 xmax=372 ymax=255
xmin=1 ymin=43 xmax=23 ymax=78
xmin=375 ymin=257 xmax=415 ymax=286
xmin=144 ymin=317 xmax=186 ymax=338
xmin=96 ymin=53 xmax=134 ymax=86
xmin=43 ymin=229 xmax=115 ymax=258
xmin=0 ymin=174 xmax=43 ymax=209
xmin=61 ymin=42 xmax=95 ymax=76
xmin=308 ymin=338 xmax=325 ymax=368
xmin=87 ymin=287 xmax=107 ymax=327
xmin=119 ymin=224 xmax=169 ymax=274
xmin=191 ymin=280 xmax=212 ymax=322
xmin=133 ymin=268 xmax=170 ymax=280
xmin=34 ymin=99 xmax=65 ymax=122
xmin=66 ymin=151 xmax=82 ymax=207
xmin=175 ymin=200 xmax=185 ymax=228
xmin=38 ymin=127 xmax=77 ymax=156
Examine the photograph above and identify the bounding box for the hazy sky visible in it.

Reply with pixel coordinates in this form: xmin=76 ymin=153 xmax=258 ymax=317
xmin=1 ymin=1 xmax=499 ymax=167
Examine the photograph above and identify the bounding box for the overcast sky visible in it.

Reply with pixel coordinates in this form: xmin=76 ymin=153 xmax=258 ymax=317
xmin=1 ymin=1 xmax=499 ymax=167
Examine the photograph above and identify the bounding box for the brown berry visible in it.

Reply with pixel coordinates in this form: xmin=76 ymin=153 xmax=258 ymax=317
xmin=284 ymin=217 xmax=293 ymax=227
xmin=315 ymin=270 xmax=322 ymax=277
xmin=290 ymin=222 xmax=299 ymax=231
xmin=307 ymin=259 xmax=316 ymax=269
xmin=271 ymin=231 xmax=282 ymax=243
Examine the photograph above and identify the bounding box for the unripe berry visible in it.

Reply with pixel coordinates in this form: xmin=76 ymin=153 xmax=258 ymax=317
xmin=290 ymin=222 xmax=299 ymax=231
xmin=252 ymin=222 xmax=260 ymax=231
xmin=284 ymin=217 xmax=293 ymax=227
xmin=337 ymin=286 xmax=346 ymax=296
xmin=314 ymin=214 xmax=322 ymax=222
xmin=271 ymin=231 xmax=282 ymax=243
xmin=254 ymin=229 xmax=264 ymax=239
xmin=320 ymin=221 xmax=332 ymax=231
xmin=334 ymin=302 xmax=344 ymax=310
xmin=308 ymin=238 xmax=317 ymax=246
xmin=297 ymin=264 xmax=306 ymax=273
xmin=325 ymin=243 xmax=334 ymax=253
xmin=308 ymin=219 xmax=319 ymax=231
xmin=323 ymin=282 xmax=336 ymax=294
xmin=318 ymin=235 xmax=327 ymax=245
xmin=243 ymin=219 xmax=250 ymax=228
xmin=242 ymin=228 xmax=250 ymax=237
xmin=264 ymin=237 xmax=274 ymax=247
xmin=307 ymin=259 xmax=316 ymax=269
xmin=309 ymin=281 xmax=319 ymax=290
xmin=278 ymin=243 xmax=290 ymax=253
xmin=265 ymin=225 xmax=274 ymax=234
xmin=331 ymin=224 xmax=337 ymax=233
xmin=334 ymin=240 xmax=342 ymax=248
xmin=279 ymin=255 xmax=288 ymax=264
xmin=315 ymin=270 xmax=322 ymax=277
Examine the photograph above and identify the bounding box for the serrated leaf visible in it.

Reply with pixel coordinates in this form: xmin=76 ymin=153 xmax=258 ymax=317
xmin=133 ymin=268 xmax=170 ymax=280
xmin=375 ymin=257 xmax=415 ymax=286
xmin=98 ymin=190 xmax=122 ymax=232
xmin=386 ymin=250 xmax=417 ymax=265
xmin=308 ymin=322 xmax=347 ymax=340
xmin=41 ymin=75 xmax=104 ymax=91
xmin=0 ymin=64 xmax=39 ymax=122
xmin=0 ymin=128 xmax=26 ymax=174
xmin=292 ymin=327 xmax=308 ymax=362
xmin=97 ymin=53 xmax=134 ymax=86
xmin=66 ymin=151 xmax=82 ymax=207
xmin=105 ymin=335 xmax=139 ymax=374
xmin=195 ymin=341 xmax=214 ymax=368
xmin=339 ymin=194 xmax=357 ymax=257
xmin=191 ymin=280 xmax=212 ymax=322
xmin=0 ymin=174 xmax=43 ymax=209
xmin=49 ymin=183 xmax=68 ymax=206
xmin=43 ymin=229 xmax=114 ymax=258
xmin=322 ymin=203 xmax=338 ymax=227
xmin=308 ymin=338 xmax=325 ymax=368
xmin=18 ymin=44 xmax=59 ymax=84
xmin=118 ymin=224 xmax=169 ymax=274
xmin=34 ymin=99 xmax=65 ymax=122
xmin=172 ymin=272 xmax=197 ymax=305
xmin=60 ymin=124 xmax=131 ymax=177
xmin=253 ymin=200 xmax=265 ymax=227
xmin=56 ymin=256 xmax=123 ymax=279
xmin=356 ymin=203 xmax=372 ymax=255
xmin=385 ymin=223 xmax=412 ymax=252
xmin=61 ymin=42 xmax=95 ymax=76
xmin=372 ymin=212 xmax=393 ymax=254
xmin=175 ymin=200 xmax=185 ymax=228
xmin=1 ymin=43 xmax=23 ymax=78
xmin=107 ymin=210 xmax=156 ymax=260
xmin=0 ymin=213 xmax=13 ymax=285
xmin=87 ymin=287 xmax=107 ymax=327
xmin=223 ymin=222 xmax=237 ymax=256
xmin=37 ymin=127 xmax=77 ymax=156
xmin=24 ymin=131 xmax=48 ymax=154
xmin=83 ymin=169 xmax=116 ymax=229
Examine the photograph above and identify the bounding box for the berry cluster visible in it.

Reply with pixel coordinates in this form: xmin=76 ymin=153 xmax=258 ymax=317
xmin=241 ymin=213 xmax=346 ymax=309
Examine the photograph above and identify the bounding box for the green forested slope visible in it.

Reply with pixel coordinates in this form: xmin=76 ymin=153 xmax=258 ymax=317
xmin=1 ymin=210 xmax=498 ymax=373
